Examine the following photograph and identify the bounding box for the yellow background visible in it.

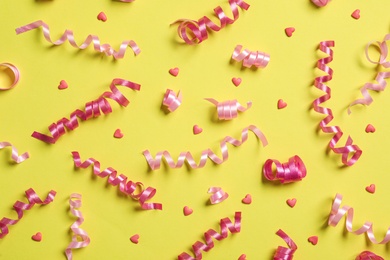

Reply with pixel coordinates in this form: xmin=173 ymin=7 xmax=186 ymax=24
xmin=1 ymin=0 xmax=390 ymax=259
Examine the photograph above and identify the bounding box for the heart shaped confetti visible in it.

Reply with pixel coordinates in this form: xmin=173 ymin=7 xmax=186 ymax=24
xmin=308 ymin=236 xmax=318 ymax=245
xmin=365 ymin=184 xmax=375 ymax=194
xmin=238 ymin=254 xmax=246 ymax=260
xmin=285 ymin=27 xmax=295 ymax=37
xmin=130 ymin=234 xmax=139 ymax=244
xmin=113 ymin=129 xmax=124 ymax=138
xmin=351 ymin=9 xmax=360 ymax=20
xmin=58 ymin=80 xmax=68 ymax=90
xmin=365 ymin=124 xmax=375 ymax=133
xmin=97 ymin=12 xmax=107 ymax=22
xmin=242 ymin=194 xmax=252 ymax=204
xmin=183 ymin=206 xmax=193 ymax=216
xmin=169 ymin=67 xmax=179 ymax=77
xmin=232 ymin=77 xmax=242 ymax=87
xmin=277 ymin=99 xmax=287 ymax=109
xmin=32 ymin=232 xmax=42 ymax=242
xmin=193 ymin=125 xmax=203 ymax=135
xmin=286 ymin=198 xmax=297 ymax=208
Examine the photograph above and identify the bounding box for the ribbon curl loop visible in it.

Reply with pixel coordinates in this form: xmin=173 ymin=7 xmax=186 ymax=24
xmin=232 ymin=45 xmax=270 ymax=68
xmin=0 ymin=63 xmax=20 ymax=90
xmin=205 ymin=98 xmax=252 ymax=120
xmin=356 ymin=251 xmax=384 ymax=260
xmin=273 ymin=229 xmax=297 ymax=260
xmin=263 ymin=155 xmax=306 ymax=184
xmin=162 ymin=89 xmax=182 ymax=112
xmin=208 ymin=187 xmax=229 ymax=204
xmin=0 ymin=142 xmax=29 ymax=164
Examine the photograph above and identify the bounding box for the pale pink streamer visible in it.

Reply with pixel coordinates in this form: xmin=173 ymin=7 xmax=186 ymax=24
xmin=328 ymin=193 xmax=390 ymax=244
xmin=65 ymin=193 xmax=90 ymax=260
xmin=356 ymin=251 xmax=384 ymax=260
xmin=0 ymin=63 xmax=20 ymax=90
xmin=143 ymin=125 xmax=268 ymax=170
xmin=208 ymin=187 xmax=229 ymax=204
xmin=205 ymin=98 xmax=252 ymax=120
xmin=231 ymin=45 xmax=270 ymax=68
xmin=0 ymin=142 xmax=29 ymax=164
xmin=162 ymin=89 xmax=182 ymax=112
xmin=273 ymin=229 xmax=297 ymax=260
xmin=311 ymin=0 xmax=330 ymax=7
xmin=15 ymin=20 xmax=140 ymax=59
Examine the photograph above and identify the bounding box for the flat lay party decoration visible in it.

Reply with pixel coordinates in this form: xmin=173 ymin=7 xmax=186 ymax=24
xmin=72 ymin=152 xmax=162 ymax=210
xmin=143 ymin=125 xmax=268 ymax=170
xmin=31 ymin=78 xmax=140 ymax=144
xmin=328 ymin=193 xmax=390 ymax=244
xmin=355 ymin=251 xmax=384 ymax=260
xmin=0 ymin=142 xmax=29 ymax=164
xmin=65 ymin=193 xmax=90 ymax=260
xmin=208 ymin=187 xmax=229 ymax=204
xmin=205 ymin=98 xmax=252 ymax=120
xmin=311 ymin=0 xmax=330 ymax=7
xmin=263 ymin=155 xmax=306 ymax=184
xmin=0 ymin=188 xmax=56 ymax=239
xmin=0 ymin=63 xmax=20 ymax=90
xmin=178 ymin=212 xmax=241 ymax=260
xmin=172 ymin=0 xmax=250 ymax=45
xmin=273 ymin=229 xmax=297 ymax=260
xmin=15 ymin=20 xmax=140 ymax=59
xmin=231 ymin=45 xmax=270 ymax=69
xmin=162 ymin=89 xmax=182 ymax=112
xmin=312 ymin=41 xmax=362 ymax=166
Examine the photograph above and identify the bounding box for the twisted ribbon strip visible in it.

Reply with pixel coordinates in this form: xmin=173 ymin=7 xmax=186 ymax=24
xmin=311 ymin=0 xmax=330 ymax=7
xmin=172 ymin=0 xmax=250 ymax=45
xmin=15 ymin=20 xmax=140 ymax=59
xmin=31 ymin=78 xmax=140 ymax=144
xmin=0 ymin=188 xmax=56 ymax=238
xmin=162 ymin=89 xmax=182 ymax=112
xmin=0 ymin=63 xmax=20 ymax=90
xmin=72 ymin=152 xmax=162 ymax=210
xmin=313 ymin=41 xmax=362 ymax=166
xmin=178 ymin=212 xmax=241 ymax=260
xmin=205 ymin=98 xmax=252 ymax=120
xmin=65 ymin=193 xmax=90 ymax=260
xmin=0 ymin=142 xmax=29 ymax=164
xmin=328 ymin=193 xmax=390 ymax=244
xmin=356 ymin=251 xmax=384 ymax=260
xmin=231 ymin=45 xmax=270 ymax=68
xmin=273 ymin=229 xmax=297 ymax=260
xmin=208 ymin=187 xmax=229 ymax=204
xmin=263 ymin=155 xmax=306 ymax=184
xmin=143 ymin=125 xmax=268 ymax=170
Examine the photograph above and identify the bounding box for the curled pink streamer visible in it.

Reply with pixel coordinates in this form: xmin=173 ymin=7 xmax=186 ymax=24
xmin=328 ymin=193 xmax=390 ymax=244
xmin=356 ymin=251 xmax=384 ymax=260
xmin=162 ymin=89 xmax=182 ymax=112
xmin=0 ymin=63 xmax=20 ymax=90
xmin=313 ymin=41 xmax=362 ymax=166
xmin=15 ymin=20 xmax=140 ymax=59
xmin=65 ymin=193 xmax=90 ymax=260
xmin=0 ymin=142 xmax=29 ymax=164
xmin=263 ymin=155 xmax=306 ymax=184
xmin=31 ymin=78 xmax=140 ymax=144
xmin=72 ymin=152 xmax=162 ymax=210
xmin=231 ymin=45 xmax=270 ymax=68
xmin=311 ymin=0 xmax=330 ymax=7
xmin=143 ymin=125 xmax=268 ymax=170
xmin=205 ymin=98 xmax=252 ymax=120
xmin=0 ymin=188 xmax=56 ymax=238
xmin=178 ymin=212 xmax=241 ymax=260
xmin=208 ymin=187 xmax=229 ymax=204
xmin=172 ymin=0 xmax=250 ymax=45
xmin=273 ymin=229 xmax=297 ymax=260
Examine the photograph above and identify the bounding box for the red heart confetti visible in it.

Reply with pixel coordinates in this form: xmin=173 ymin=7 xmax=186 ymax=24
xmin=277 ymin=99 xmax=287 ymax=109
xmin=365 ymin=184 xmax=375 ymax=194
xmin=193 ymin=125 xmax=203 ymax=135
xmin=58 ymin=80 xmax=68 ymax=90
xmin=308 ymin=236 xmax=318 ymax=245
xmin=183 ymin=206 xmax=193 ymax=216
xmin=365 ymin=124 xmax=375 ymax=133
xmin=286 ymin=198 xmax=297 ymax=208
xmin=97 ymin=12 xmax=107 ymax=22
xmin=31 ymin=232 xmax=42 ymax=242
xmin=241 ymin=194 xmax=252 ymax=204
xmin=238 ymin=254 xmax=246 ymax=260
xmin=169 ymin=67 xmax=179 ymax=77
xmin=232 ymin=77 xmax=242 ymax=87
xmin=130 ymin=234 xmax=139 ymax=244
xmin=285 ymin=27 xmax=295 ymax=37
xmin=113 ymin=129 xmax=124 ymax=138
xmin=351 ymin=9 xmax=360 ymax=20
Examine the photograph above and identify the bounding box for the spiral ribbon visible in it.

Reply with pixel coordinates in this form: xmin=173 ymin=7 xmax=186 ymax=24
xmin=172 ymin=0 xmax=250 ymax=45
xmin=311 ymin=0 xmax=330 ymax=7
xmin=231 ymin=45 xmax=270 ymax=68
xmin=313 ymin=41 xmax=362 ymax=166
xmin=205 ymin=98 xmax=252 ymax=120
xmin=162 ymin=89 xmax=182 ymax=112
xmin=208 ymin=187 xmax=229 ymax=204
xmin=15 ymin=20 xmax=140 ymax=59
xmin=273 ymin=229 xmax=297 ymax=260
xmin=0 ymin=142 xmax=29 ymax=164
xmin=178 ymin=212 xmax=241 ymax=260
xmin=31 ymin=78 xmax=140 ymax=144
xmin=65 ymin=193 xmax=90 ymax=260
xmin=0 ymin=188 xmax=56 ymax=239
xmin=328 ymin=193 xmax=390 ymax=244
xmin=143 ymin=125 xmax=268 ymax=170
xmin=356 ymin=251 xmax=384 ymax=260
xmin=72 ymin=152 xmax=162 ymax=210
xmin=0 ymin=63 xmax=20 ymax=90
xmin=263 ymin=155 xmax=306 ymax=184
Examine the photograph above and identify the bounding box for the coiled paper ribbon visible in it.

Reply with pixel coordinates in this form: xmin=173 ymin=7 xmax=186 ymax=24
xmin=0 ymin=142 xmax=29 ymax=164
xmin=172 ymin=0 xmax=250 ymax=45
xmin=313 ymin=41 xmax=362 ymax=166
xmin=0 ymin=63 xmax=20 ymax=90
xmin=178 ymin=212 xmax=241 ymax=260
xmin=328 ymin=193 xmax=390 ymax=244
xmin=208 ymin=187 xmax=229 ymax=204
xmin=273 ymin=229 xmax=297 ymax=260
xmin=162 ymin=89 xmax=182 ymax=112
xmin=15 ymin=20 xmax=140 ymax=59
xmin=311 ymin=0 xmax=330 ymax=7
xmin=205 ymin=98 xmax=252 ymax=120
xmin=263 ymin=155 xmax=306 ymax=184
xmin=32 ymin=78 xmax=140 ymax=144
xmin=356 ymin=251 xmax=384 ymax=260
xmin=65 ymin=193 xmax=90 ymax=260
xmin=72 ymin=152 xmax=162 ymax=210
xmin=143 ymin=125 xmax=268 ymax=170
xmin=0 ymin=188 xmax=56 ymax=238
xmin=231 ymin=45 xmax=270 ymax=68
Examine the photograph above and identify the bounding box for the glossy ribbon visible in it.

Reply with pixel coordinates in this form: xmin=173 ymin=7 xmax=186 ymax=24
xmin=0 ymin=188 xmax=56 ymax=238
xmin=328 ymin=193 xmax=390 ymax=244
xmin=0 ymin=63 xmax=20 ymax=90
xmin=15 ymin=20 xmax=140 ymax=59
xmin=313 ymin=41 xmax=362 ymax=166
xmin=311 ymin=0 xmax=330 ymax=7
xmin=0 ymin=142 xmax=29 ymax=164
xmin=65 ymin=193 xmax=90 ymax=260
xmin=356 ymin=251 xmax=384 ymax=260
xmin=162 ymin=89 xmax=182 ymax=112
xmin=273 ymin=229 xmax=297 ymax=260
xmin=172 ymin=0 xmax=250 ymax=45
xmin=231 ymin=45 xmax=270 ymax=68
xmin=205 ymin=98 xmax=252 ymax=120
xmin=208 ymin=187 xmax=229 ymax=204
xmin=178 ymin=212 xmax=241 ymax=260
xmin=31 ymin=78 xmax=140 ymax=144
xmin=263 ymin=155 xmax=306 ymax=184
xmin=72 ymin=152 xmax=162 ymax=210
xmin=143 ymin=125 xmax=268 ymax=170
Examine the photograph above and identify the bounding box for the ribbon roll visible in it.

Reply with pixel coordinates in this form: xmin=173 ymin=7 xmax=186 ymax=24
xmin=178 ymin=212 xmax=241 ymax=260
xmin=15 ymin=20 xmax=140 ymax=59
xmin=65 ymin=193 xmax=90 ymax=260
xmin=162 ymin=89 xmax=182 ymax=112
xmin=232 ymin=45 xmax=270 ymax=68
xmin=0 ymin=63 xmax=20 ymax=90
xmin=356 ymin=251 xmax=384 ymax=260
xmin=0 ymin=142 xmax=29 ymax=164
xmin=273 ymin=229 xmax=297 ymax=260
xmin=205 ymin=98 xmax=252 ymax=120
xmin=311 ymin=0 xmax=330 ymax=7
xmin=172 ymin=0 xmax=250 ymax=45
xmin=208 ymin=187 xmax=229 ymax=204
xmin=263 ymin=155 xmax=306 ymax=184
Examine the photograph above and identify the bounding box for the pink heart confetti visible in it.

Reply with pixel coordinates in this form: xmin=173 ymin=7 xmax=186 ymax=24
xmin=113 ymin=129 xmax=124 ymax=138
xmin=183 ymin=206 xmax=193 ymax=216
xmin=365 ymin=124 xmax=375 ymax=133
xmin=58 ymin=80 xmax=68 ymax=90
xmin=232 ymin=77 xmax=242 ymax=87
xmin=241 ymin=194 xmax=252 ymax=204
xmin=97 ymin=12 xmax=107 ymax=22
xmin=351 ymin=9 xmax=360 ymax=20
xmin=130 ymin=234 xmax=139 ymax=244
xmin=308 ymin=236 xmax=318 ymax=245
xmin=193 ymin=125 xmax=203 ymax=135
xmin=169 ymin=67 xmax=179 ymax=77
xmin=285 ymin=27 xmax=295 ymax=37
xmin=286 ymin=198 xmax=297 ymax=208
xmin=365 ymin=184 xmax=375 ymax=194
xmin=32 ymin=232 xmax=42 ymax=242
xmin=277 ymin=99 xmax=287 ymax=109
xmin=238 ymin=254 xmax=246 ymax=260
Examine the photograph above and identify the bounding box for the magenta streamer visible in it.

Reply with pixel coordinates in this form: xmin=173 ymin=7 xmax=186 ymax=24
xmin=273 ymin=229 xmax=297 ymax=260
xmin=231 ymin=45 xmax=270 ymax=68
xmin=263 ymin=155 xmax=306 ymax=184
xmin=0 ymin=142 xmax=29 ymax=164
xmin=356 ymin=251 xmax=384 ymax=260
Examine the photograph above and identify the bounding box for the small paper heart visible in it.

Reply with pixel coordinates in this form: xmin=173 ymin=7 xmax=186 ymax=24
xmin=114 ymin=129 xmax=124 ymax=138
xmin=169 ymin=67 xmax=179 ymax=77
xmin=193 ymin=125 xmax=203 ymax=135
xmin=32 ymin=232 xmax=42 ymax=242
xmin=58 ymin=80 xmax=68 ymax=90
xmin=365 ymin=184 xmax=375 ymax=194
xmin=286 ymin=198 xmax=297 ymax=208
xmin=183 ymin=206 xmax=193 ymax=216
xmin=285 ymin=27 xmax=295 ymax=37
xmin=277 ymin=99 xmax=287 ymax=109
xmin=351 ymin=9 xmax=360 ymax=20
xmin=238 ymin=254 xmax=246 ymax=260
xmin=97 ymin=12 xmax=107 ymax=22
xmin=365 ymin=124 xmax=375 ymax=133
xmin=232 ymin=77 xmax=242 ymax=87
xmin=242 ymin=194 xmax=252 ymax=204
xmin=308 ymin=236 xmax=318 ymax=245
xmin=130 ymin=234 xmax=139 ymax=244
